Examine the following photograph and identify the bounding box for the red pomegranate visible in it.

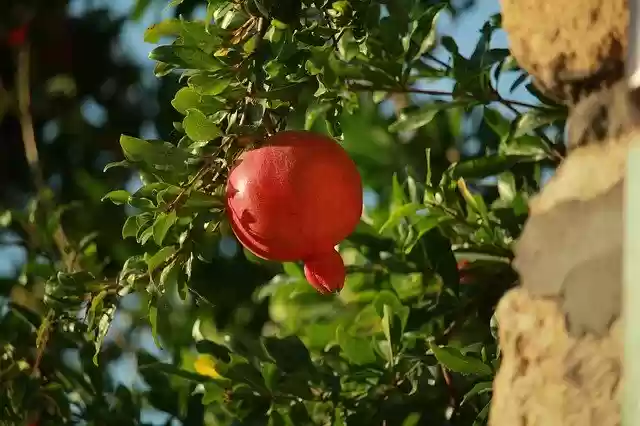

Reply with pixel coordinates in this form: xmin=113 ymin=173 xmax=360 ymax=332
xmin=225 ymin=131 xmax=363 ymax=294
xmin=7 ymin=24 xmax=29 ymax=47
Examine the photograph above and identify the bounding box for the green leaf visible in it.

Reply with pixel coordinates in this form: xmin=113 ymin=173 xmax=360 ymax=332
xmin=379 ymin=203 xmax=422 ymax=234
xmin=428 ymin=341 xmax=492 ymax=376
xmin=391 ymin=173 xmax=407 ymax=209
xmin=132 ymin=0 xmax=152 ymax=21
xmin=149 ymin=303 xmax=162 ymax=348
xmin=86 ymin=290 xmax=108 ymax=331
xmin=101 ymin=190 xmax=131 ymax=205
xmin=514 ymin=109 xmax=564 ymax=138
xmin=183 ymin=109 xmax=222 ymax=142
xmin=220 ymin=356 xmax=267 ymax=391
xmin=129 ymin=197 xmax=156 ymax=211
xmin=0 ymin=210 xmax=12 ymax=227
xmin=483 ymin=107 xmax=512 ymax=140
xmin=103 ymin=160 xmax=131 ymax=172
xmin=139 ymin=361 xmax=210 ymax=382
xmin=501 ymin=135 xmax=550 ymax=159
xmin=149 ymin=45 xmax=224 ymax=71
xmin=389 ymin=104 xmax=443 ymax=133
xmin=304 ymin=101 xmax=332 ymax=131
xmin=441 ymin=36 xmax=459 ymax=55
xmin=380 ymin=305 xmax=395 ymax=362
xmin=159 ymin=259 xmax=179 ymax=290
xmin=373 ymin=291 xmax=409 ymax=340
xmin=120 ymin=136 xmax=193 ymax=172
xmin=152 ymin=211 xmax=178 ymax=245
xmin=263 ymin=336 xmax=313 ymax=373
xmin=202 ymin=383 xmax=225 ymax=405
xmin=447 ymin=155 xmax=528 ymax=180
xmin=458 ymin=178 xmax=489 ymax=220
xmin=336 ymin=325 xmax=377 ymax=365
xmin=92 ymin=303 xmax=117 ymax=365
xmin=461 ymin=381 xmax=493 ymax=405
xmin=144 ymin=19 xmax=183 ymax=43
xmin=122 ymin=216 xmax=140 ymax=239
xmin=183 ymin=192 xmax=223 ymax=209
xmin=268 ymin=410 xmax=288 ymax=426
xmin=497 ymin=172 xmax=517 ymax=202
xmin=407 ymin=5 xmax=445 ymax=62
xmin=474 ymin=402 xmax=492 ymax=426
xmin=196 ymin=340 xmax=232 ymax=363
xmin=172 ymin=87 xmax=222 ymax=115
xmin=261 ymin=362 xmax=279 ymax=391
xmin=120 ymin=135 xmax=153 ymax=162
xmin=404 ymin=214 xmax=453 ymax=254
xmin=282 ymin=262 xmax=303 ymax=278
xmin=148 ymin=295 xmax=172 ymax=349
xmin=146 ymin=246 xmax=177 ymax=272
xmin=402 ymin=413 xmax=422 ymax=426
xmin=188 ymin=75 xmax=231 ymax=96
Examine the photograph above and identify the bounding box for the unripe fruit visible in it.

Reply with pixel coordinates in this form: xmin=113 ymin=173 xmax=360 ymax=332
xmin=225 ymin=131 xmax=362 ymax=293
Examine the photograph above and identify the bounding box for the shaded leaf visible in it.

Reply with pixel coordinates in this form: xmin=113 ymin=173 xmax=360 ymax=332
xmin=183 ymin=109 xmax=222 ymax=142
xmin=152 ymin=211 xmax=178 ymax=245
xmin=146 ymin=246 xmax=177 ymax=272
xmin=336 ymin=325 xmax=377 ymax=365
xmin=461 ymin=381 xmax=493 ymax=405
xmin=264 ymin=336 xmax=313 ymax=373
xmin=150 ymin=45 xmax=224 ymax=71
xmin=122 ymin=216 xmax=140 ymax=239
xmin=389 ymin=103 xmax=457 ymax=133
xmin=139 ymin=360 xmax=212 ymax=382
xmin=428 ymin=341 xmax=492 ymax=376
xmin=101 ymin=190 xmax=131 ymax=205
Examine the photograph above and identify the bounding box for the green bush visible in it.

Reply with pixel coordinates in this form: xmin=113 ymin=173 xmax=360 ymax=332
xmin=0 ymin=1 xmax=568 ymax=425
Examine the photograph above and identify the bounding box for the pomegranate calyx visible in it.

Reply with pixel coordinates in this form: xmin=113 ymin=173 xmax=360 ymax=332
xmin=303 ymin=249 xmax=346 ymax=295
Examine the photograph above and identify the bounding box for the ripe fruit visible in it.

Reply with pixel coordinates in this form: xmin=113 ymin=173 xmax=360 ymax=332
xmin=457 ymin=260 xmax=475 ymax=285
xmin=225 ymin=130 xmax=362 ymax=293
xmin=7 ymin=24 xmax=28 ymax=47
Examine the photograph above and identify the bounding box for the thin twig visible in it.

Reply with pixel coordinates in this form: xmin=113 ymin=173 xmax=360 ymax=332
xmin=16 ymin=43 xmax=78 ymax=378
xmin=441 ymin=365 xmax=458 ymax=417
xmin=348 ymin=83 xmax=545 ymax=111
xmin=16 ymin=44 xmax=44 ymax=190
xmin=16 ymin=43 xmax=75 ymax=272
xmin=425 ymin=53 xmax=451 ymax=70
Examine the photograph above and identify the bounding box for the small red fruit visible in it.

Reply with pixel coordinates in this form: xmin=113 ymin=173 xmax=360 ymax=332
xmin=457 ymin=260 xmax=474 ymax=284
xmin=225 ymin=131 xmax=363 ymax=293
xmin=7 ymin=24 xmax=29 ymax=47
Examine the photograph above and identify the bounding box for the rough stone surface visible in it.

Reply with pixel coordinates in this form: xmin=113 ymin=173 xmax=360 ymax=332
xmin=511 ymin=125 xmax=637 ymax=335
xmin=489 ymin=289 xmax=622 ymax=426
xmin=530 ymin=137 xmax=629 ymax=215
xmin=500 ymin=0 xmax=628 ymax=102
xmin=567 ymin=82 xmax=640 ymax=150
xmin=513 ymin=182 xmax=623 ymax=335
xmin=490 ymin=80 xmax=639 ymax=424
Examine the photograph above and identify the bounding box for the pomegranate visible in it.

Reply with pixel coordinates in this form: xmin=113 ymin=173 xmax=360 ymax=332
xmin=457 ymin=260 xmax=474 ymax=285
xmin=7 ymin=24 xmax=28 ymax=47
xmin=225 ymin=130 xmax=363 ymax=293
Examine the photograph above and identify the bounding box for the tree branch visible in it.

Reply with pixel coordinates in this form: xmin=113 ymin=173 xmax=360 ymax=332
xmin=16 ymin=43 xmax=75 ymax=272
xmin=348 ymin=83 xmax=545 ymax=111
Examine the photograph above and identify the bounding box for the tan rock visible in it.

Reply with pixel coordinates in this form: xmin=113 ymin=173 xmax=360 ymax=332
xmin=489 ymin=289 xmax=622 ymax=426
xmin=511 ymin=83 xmax=640 ymax=335
xmin=500 ymin=0 xmax=628 ymax=102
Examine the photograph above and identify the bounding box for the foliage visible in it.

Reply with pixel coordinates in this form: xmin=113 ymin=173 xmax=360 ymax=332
xmin=0 ymin=0 xmax=568 ymax=425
